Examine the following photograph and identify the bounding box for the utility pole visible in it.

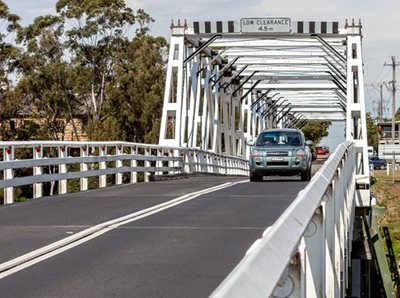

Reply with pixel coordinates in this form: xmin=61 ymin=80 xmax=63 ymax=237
xmin=384 ymin=56 xmax=400 ymax=144
xmin=366 ymin=82 xmax=385 ymax=122
xmin=379 ymin=83 xmax=383 ymax=122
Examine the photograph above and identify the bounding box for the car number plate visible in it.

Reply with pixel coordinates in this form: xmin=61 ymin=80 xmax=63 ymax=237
xmin=271 ymin=157 xmax=284 ymax=161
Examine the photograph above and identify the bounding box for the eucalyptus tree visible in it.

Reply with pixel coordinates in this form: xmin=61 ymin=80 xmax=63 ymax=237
xmin=55 ymin=0 xmax=136 ymax=126
xmin=15 ymin=15 xmax=81 ymax=140
xmin=0 ymin=1 xmax=21 ymax=140
xmin=301 ymin=121 xmax=331 ymax=144
xmin=55 ymin=0 xmax=167 ymax=142
xmin=108 ymin=34 xmax=167 ymax=143
xmin=0 ymin=1 xmax=20 ymax=81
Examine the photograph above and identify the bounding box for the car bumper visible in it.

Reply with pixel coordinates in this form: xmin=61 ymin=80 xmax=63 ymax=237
xmin=250 ymin=157 xmax=308 ymax=175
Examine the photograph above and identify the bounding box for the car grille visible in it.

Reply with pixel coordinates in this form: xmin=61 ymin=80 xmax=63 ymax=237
xmin=267 ymin=151 xmax=289 ymax=157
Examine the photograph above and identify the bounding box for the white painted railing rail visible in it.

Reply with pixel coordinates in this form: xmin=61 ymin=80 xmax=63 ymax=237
xmin=211 ymin=141 xmax=357 ymax=297
xmin=0 ymin=141 xmax=249 ymax=205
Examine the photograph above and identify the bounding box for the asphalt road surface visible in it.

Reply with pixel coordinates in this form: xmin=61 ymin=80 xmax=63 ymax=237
xmin=0 ymin=163 xmax=323 ymax=297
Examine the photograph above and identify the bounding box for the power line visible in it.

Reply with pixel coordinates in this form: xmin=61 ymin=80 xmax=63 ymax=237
xmin=371 ymin=65 xmax=387 ymax=83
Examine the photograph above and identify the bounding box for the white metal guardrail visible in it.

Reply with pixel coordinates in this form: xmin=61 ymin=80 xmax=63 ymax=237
xmin=211 ymin=141 xmax=357 ymax=297
xmin=0 ymin=141 xmax=249 ymax=205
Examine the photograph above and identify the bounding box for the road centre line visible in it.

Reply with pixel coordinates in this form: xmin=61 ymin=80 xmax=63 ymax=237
xmin=0 ymin=179 xmax=247 ymax=279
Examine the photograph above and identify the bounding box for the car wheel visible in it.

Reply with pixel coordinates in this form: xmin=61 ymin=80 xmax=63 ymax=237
xmin=380 ymin=164 xmax=385 ymax=170
xmin=301 ymin=166 xmax=311 ymax=181
xmin=250 ymin=172 xmax=262 ymax=182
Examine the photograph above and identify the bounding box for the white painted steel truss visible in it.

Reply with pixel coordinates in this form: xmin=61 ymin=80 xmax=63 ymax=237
xmin=159 ymin=19 xmax=369 ymax=203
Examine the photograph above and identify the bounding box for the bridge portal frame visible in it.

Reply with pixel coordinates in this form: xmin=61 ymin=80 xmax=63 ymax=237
xmin=159 ymin=18 xmax=370 ymax=205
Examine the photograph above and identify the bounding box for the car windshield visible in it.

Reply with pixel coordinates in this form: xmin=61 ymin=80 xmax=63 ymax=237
xmin=256 ymin=131 xmax=302 ymax=146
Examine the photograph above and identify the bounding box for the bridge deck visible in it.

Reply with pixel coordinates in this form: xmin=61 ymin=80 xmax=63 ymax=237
xmin=0 ymin=172 xmax=318 ymax=297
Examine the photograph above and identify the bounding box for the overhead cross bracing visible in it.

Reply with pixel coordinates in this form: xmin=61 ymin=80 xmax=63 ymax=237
xmin=159 ymin=18 xmax=369 ymax=203
xmin=159 ymin=17 xmax=369 ymax=203
xmin=213 ymin=36 xmax=347 ymax=124
xmin=160 ymin=19 xmax=352 ymax=148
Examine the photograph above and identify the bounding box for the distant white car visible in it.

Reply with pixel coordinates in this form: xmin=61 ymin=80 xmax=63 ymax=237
xmin=367 ymin=146 xmax=375 ymax=157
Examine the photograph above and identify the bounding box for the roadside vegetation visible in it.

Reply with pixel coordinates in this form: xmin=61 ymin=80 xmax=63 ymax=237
xmin=367 ymin=113 xmax=400 ymax=275
xmin=371 ymin=170 xmax=400 ymax=268
xmin=0 ymin=0 xmax=167 ymax=143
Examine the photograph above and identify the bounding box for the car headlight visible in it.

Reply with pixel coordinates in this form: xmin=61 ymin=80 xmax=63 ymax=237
xmin=295 ymin=149 xmax=305 ymax=158
xmin=251 ymin=149 xmax=263 ymax=157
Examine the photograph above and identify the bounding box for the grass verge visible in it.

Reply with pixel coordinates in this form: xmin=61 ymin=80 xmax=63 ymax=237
xmin=371 ymin=169 xmax=400 ymax=271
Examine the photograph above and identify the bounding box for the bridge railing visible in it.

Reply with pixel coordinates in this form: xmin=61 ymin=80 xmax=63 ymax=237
xmin=0 ymin=141 xmax=249 ymax=205
xmin=211 ymin=141 xmax=357 ymax=297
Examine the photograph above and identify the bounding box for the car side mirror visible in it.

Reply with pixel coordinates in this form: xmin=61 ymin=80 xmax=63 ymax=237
xmin=247 ymin=139 xmax=255 ymax=146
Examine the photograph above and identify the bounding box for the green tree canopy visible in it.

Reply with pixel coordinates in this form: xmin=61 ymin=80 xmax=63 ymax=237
xmin=366 ymin=112 xmax=379 ymax=150
xmin=15 ymin=15 xmax=82 ymax=140
xmin=0 ymin=1 xmax=22 ymax=140
xmin=0 ymin=0 xmax=20 ymax=81
xmin=0 ymin=0 xmax=167 ymax=143
xmin=105 ymin=34 xmax=167 ymax=143
xmin=56 ymin=0 xmax=136 ymax=122
xmin=300 ymin=121 xmax=331 ymax=144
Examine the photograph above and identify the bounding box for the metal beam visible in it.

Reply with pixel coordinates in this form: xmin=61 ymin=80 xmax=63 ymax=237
xmin=184 ymin=34 xmax=222 ymax=66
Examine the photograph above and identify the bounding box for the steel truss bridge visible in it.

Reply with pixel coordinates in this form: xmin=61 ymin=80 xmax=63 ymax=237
xmin=159 ymin=18 xmax=370 ymax=201
xmin=0 ymin=18 xmax=397 ymax=298
xmin=157 ymin=17 xmax=392 ymax=296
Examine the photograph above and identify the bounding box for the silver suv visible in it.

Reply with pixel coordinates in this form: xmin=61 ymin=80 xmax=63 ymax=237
xmin=248 ymin=128 xmax=312 ymax=182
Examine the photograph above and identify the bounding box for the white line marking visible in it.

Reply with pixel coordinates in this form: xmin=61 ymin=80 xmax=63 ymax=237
xmin=0 ymin=180 xmax=247 ymax=279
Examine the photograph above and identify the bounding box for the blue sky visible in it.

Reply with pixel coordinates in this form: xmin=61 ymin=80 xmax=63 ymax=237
xmin=4 ymin=0 xmax=400 ymax=147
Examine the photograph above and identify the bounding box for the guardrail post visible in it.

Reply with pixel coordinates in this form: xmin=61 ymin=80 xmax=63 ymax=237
xmin=215 ymin=156 xmax=219 ymax=174
xmin=99 ymin=145 xmax=107 ymax=188
xmin=58 ymin=146 xmax=67 ymax=194
xmin=130 ymin=146 xmax=137 ymax=183
xmin=144 ymin=147 xmax=150 ymax=182
xmin=181 ymin=150 xmax=189 ymax=174
xmin=199 ymin=152 xmax=204 ymax=173
xmin=177 ymin=149 xmax=184 ymax=175
xmin=188 ymin=150 xmax=194 ymax=173
xmin=157 ymin=148 xmax=163 ymax=176
xmin=241 ymin=160 xmax=246 ymax=176
xmin=168 ymin=149 xmax=175 ymax=174
xmin=80 ymin=145 xmax=88 ymax=191
xmin=206 ymin=153 xmax=211 ymax=173
xmin=185 ymin=150 xmax=193 ymax=174
xmin=229 ymin=159 xmax=234 ymax=175
xmin=199 ymin=153 xmax=205 ymax=173
xmin=190 ymin=150 xmax=196 ymax=173
xmin=271 ymin=254 xmax=301 ymax=297
xmin=212 ymin=155 xmax=217 ymax=174
xmin=195 ymin=151 xmax=199 ymax=173
xmin=116 ymin=145 xmax=123 ymax=185
xmin=3 ymin=146 xmax=14 ymax=204
xmin=322 ymin=186 xmax=338 ymax=297
xmin=302 ymin=207 xmax=324 ymax=297
xmin=33 ymin=145 xmax=43 ymax=198
xmin=223 ymin=158 xmax=227 ymax=175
